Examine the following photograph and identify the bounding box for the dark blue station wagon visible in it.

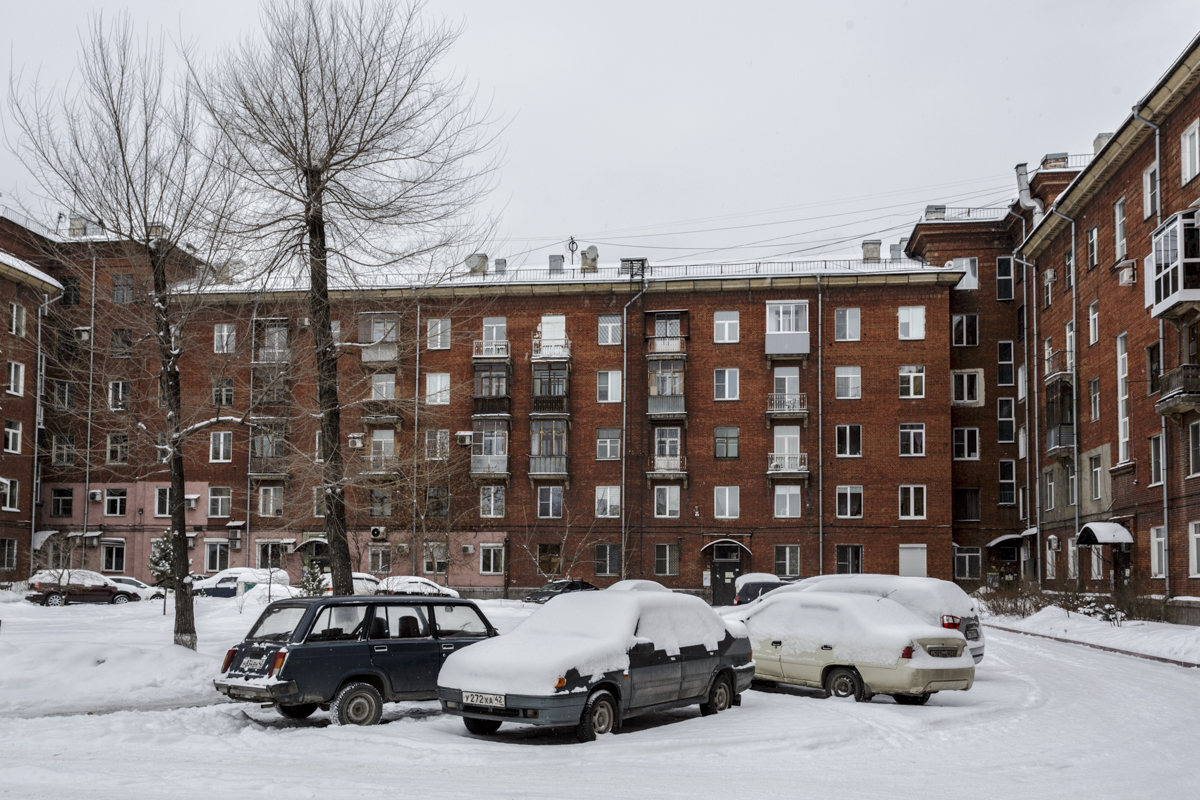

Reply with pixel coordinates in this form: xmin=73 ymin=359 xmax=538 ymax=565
xmin=214 ymin=596 xmax=496 ymax=725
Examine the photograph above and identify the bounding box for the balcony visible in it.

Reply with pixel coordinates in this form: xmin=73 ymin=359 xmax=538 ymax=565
xmin=532 ymin=337 xmax=571 ymax=361
xmin=471 ymin=454 xmax=509 ymax=478
xmin=767 ymin=452 xmax=809 ymax=480
xmin=249 ymin=456 xmax=289 ymax=476
xmin=920 ymin=205 xmax=1009 ymax=223
xmin=529 ymin=455 xmax=568 ymax=478
xmin=766 ymin=393 xmax=808 ymax=423
xmin=531 ymin=395 xmax=570 ymax=415
xmin=473 ymin=340 xmax=510 ymax=359
xmin=361 ymin=398 xmax=403 ymax=420
xmin=1150 ymin=212 xmax=1200 ymax=320
xmin=646 ymin=336 xmax=686 ymax=359
xmin=647 ymin=394 xmax=686 ymax=420
xmin=361 ymin=341 xmax=398 ymax=363
xmin=360 ymin=454 xmax=400 ymax=473
xmin=765 ymin=331 xmax=810 ymax=360
xmin=646 ymin=454 xmax=687 ymax=486
xmin=1156 ymin=364 xmax=1200 ymax=417
xmin=251 ymin=366 xmax=292 ymax=406
xmin=1046 ymin=425 xmax=1075 ymax=457
xmin=472 ymin=395 xmax=511 ymax=416
xmin=1044 ymin=350 xmax=1074 ymax=385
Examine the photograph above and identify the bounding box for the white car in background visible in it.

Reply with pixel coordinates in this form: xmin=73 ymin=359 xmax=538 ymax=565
xmin=108 ymin=576 xmax=164 ymax=601
xmin=194 ymin=568 xmax=291 ymax=598
xmin=376 ymin=575 xmax=459 ymax=597
xmin=321 ymin=572 xmax=382 ymax=596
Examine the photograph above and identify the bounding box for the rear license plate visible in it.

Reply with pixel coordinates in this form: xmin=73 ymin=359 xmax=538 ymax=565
xmin=462 ymin=691 xmax=505 ymax=708
xmin=240 ymin=656 xmax=267 ymax=671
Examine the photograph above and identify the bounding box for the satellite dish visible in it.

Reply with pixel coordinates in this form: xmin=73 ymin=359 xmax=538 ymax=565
xmin=945 ymin=261 xmax=953 ymax=268
xmin=583 ymin=245 xmax=598 ymax=259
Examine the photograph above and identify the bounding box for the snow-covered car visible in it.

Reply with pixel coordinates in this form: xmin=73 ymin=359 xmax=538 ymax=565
xmin=214 ymin=595 xmax=496 ymax=725
xmin=606 ymin=579 xmax=670 ymax=592
xmin=732 ymin=572 xmax=786 ymax=606
xmin=376 ymin=575 xmax=459 ymax=597
xmin=731 ymin=591 xmax=974 ymax=705
xmin=437 ymin=591 xmax=754 ymax=742
xmin=321 ymin=572 xmax=381 ymax=596
xmin=194 ymin=568 xmax=291 ymax=598
xmin=108 ymin=576 xmax=165 ymax=601
xmin=522 ymin=579 xmax=598 ymax=604
xmin=786 ymin=574 xmax=987 ymax=662
xmin=24 ymin=570 xmax=141 ymax=606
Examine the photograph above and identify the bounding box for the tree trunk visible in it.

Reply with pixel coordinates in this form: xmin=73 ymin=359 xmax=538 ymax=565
xmin=306 ymin=167 xmax=353 ymax=596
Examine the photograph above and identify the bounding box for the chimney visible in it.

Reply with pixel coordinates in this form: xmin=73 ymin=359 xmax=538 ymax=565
xmin=466 ymin=253 xmax=488 ymax=275
xmin=493 ymin=258 xmax=507 ymax=275
xmin=549 ymin=254 xmax=564 ymax=274
xmin=899 ymin=237 xmax=909 ymax=257
xmin=1093 ymin=132 xmax=1114 ymax=155
xmin=861 ymin=240 xmax=881 ymax=263
xmin=889 ymin=243 xmax=901 ymax=260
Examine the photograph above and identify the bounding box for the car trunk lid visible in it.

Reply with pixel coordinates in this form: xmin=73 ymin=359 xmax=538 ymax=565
xmin=226 ymin=641 xmax=284 ymax=678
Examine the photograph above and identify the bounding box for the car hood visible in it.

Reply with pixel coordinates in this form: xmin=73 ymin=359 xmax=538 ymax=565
xmin=439 ymin=632 xmax=630 ymax=696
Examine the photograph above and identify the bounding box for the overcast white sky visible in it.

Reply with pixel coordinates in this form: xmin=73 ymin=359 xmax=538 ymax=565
xmin=3 ymin=0 xmax=1198 ymax=266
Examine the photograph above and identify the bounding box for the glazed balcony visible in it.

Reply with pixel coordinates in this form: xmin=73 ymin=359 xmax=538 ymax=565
xmin=528 ymin=454 xmax=568 ymax=478
xmin=470 ymin=454 xmax=509 ymax=478
xmin=1155 ymin=364 xmax=1200 ymax=417
xmin=766 ymin=393 xmax=808 ymax=422
xmin=1046 ymin=425 xmax=1075 ymax=457
xmin=647 ymin=394 xmax=686 ymax=420
xmin=532 ymin=337 xmax=571 ymax=361
xmin=1149 ymin=212 xmax=1200 ymax=321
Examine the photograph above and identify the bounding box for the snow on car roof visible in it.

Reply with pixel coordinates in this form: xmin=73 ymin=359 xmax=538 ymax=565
xmin=734 ymin=572 xmax=784 ymax=591
xmin=606 ymin=579 xmax=670 ymax=592
xmin=783 ymin=574 xmax=980 ymax=619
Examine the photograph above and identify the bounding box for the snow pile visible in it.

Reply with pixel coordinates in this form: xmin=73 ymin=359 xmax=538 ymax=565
xmin=996 ymin=605 xmax=1200 ymax=664
xmin=238 ymin=583 xmax=307 ymax=605
xmin=0 ymin=589 xmax=25 ymax=604
xmin=473 ymin=599 xmax=537 ymax=634
xmin=734 ymin=572 xmax=783 ymax=591
xmin=378 ymin=575 xmax=459 ymax=597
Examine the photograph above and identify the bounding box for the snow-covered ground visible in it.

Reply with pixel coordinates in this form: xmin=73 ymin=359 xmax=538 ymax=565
xmin=1 ymin=595 xmax=1198 ymax=799
xmin=990 ymin=605 xmax=1200 ymax=664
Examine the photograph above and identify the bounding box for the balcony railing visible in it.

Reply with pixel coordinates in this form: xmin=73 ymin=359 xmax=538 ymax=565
xmin=765 ymin=331 xmax=810 ymax=358
xmin=1044 ymin=349 xmax=1074 ymax=381
xmin=531 ymin=395 xmax=569 ymax=414
xmin=249 ymin=456 xmax=288 ymax=474
xmin=471 ymin=454 xmax=509 ymax=475
xmin=649 ymin=454 xmax=686 ymax=473
xmin=473 ymin=340 xmax=510 ymax=358
xmin=472 ymin=395 xmax=511 ymax=415
xmin=361 ymin=454 xmax=400 ymax=472
xmin=1155 ymin=364 xmax=1200 ymax=416
xmin=647 ymin=395 xmax=686 ymax=416
xmin=361 ymin=342 xmax=397 ymax=363
xmin=532 ymin=337 xmax=571 ymax=360
xmin=361 ymin=398 xmax=403 ymax=417
xmin=1046 ymin=425 xmax=1075 ymax=453
xmin=920 ymin=205 xmax=1009 ymax=223
xmin=1038 ymin=152 xmax=1091 ymax=171
xmin=529 ymin=455 xmax=568 ymax=475
xmin=647 ymin=336 xmax=686 ymax=357
xmin=767 ymin=452 xmax=809 ymax=473
xmin=767 ymin=393 xmax=808 ymax=414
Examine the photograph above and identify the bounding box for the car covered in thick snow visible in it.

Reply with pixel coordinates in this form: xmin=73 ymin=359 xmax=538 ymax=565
xmin=375 ymin=575 xmax=459 ymax=597
xmin=732 ymin=572 xmax=787 ymax=606
xmin=437 ymin=591 xmax=754 ymax=742
xmin=320 ymin=572 xmax=381 ymax=596
xmin=25 ymin=570 xmax=142 ymax=606
xmin=194 ymin=568 xmax=290 ymax=598
xmin=730 ymin=591 xmax=974 ymax=705
xmin=214 ymin=595 xmax=496 ymax=725
xmin=522 ymin=579 xmax=599 ymax=604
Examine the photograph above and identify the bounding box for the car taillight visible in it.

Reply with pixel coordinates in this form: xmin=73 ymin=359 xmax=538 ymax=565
xmin=221 ymin=648 xmax=236 ymax=673
xmin=941 ymin=615 xmax=961 ymax=629
xmin=900 ymin=646 xmax=914 ymax=659
xmin=268 ymin=649 xmax=288 ymax=677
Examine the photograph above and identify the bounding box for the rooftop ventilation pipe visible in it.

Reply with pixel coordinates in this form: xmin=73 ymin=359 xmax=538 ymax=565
xmin=861 ymin=240 xmax=881 ymax=263
xmin=1014 ymin=164 xmax=1044 ymax=226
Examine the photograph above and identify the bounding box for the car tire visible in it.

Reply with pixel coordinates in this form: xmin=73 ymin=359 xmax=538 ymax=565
xmin=112 ymin=594 xmax=130 ymax=605
xmin=44 ymin=593 xmax=64 ymax=607
xmin=825 ymin=667 xmax=866 ymax=702
xmin=700 ymin=674 xmax=732 ymax=716
xmin=463 ymin=717 xmax=502 ymax=736
xmin=277 ymin=703 xmax=319 ymax=720
xmin=893 ymin=693 xmax=931 ymax=706
xmin=330 ymin=682 xmax=383 ymax=726
xmin=575 ymin=689 xmax=617 ymax=743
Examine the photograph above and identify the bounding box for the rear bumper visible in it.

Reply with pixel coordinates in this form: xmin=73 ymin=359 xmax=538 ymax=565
xmin=969 ymin=645 xmax=985 ymax=664
xmin=859 ymin=664 xmax=975 ymax=695
xmin=213 ymin=679 xmax=298 ymax=703
xmin=438 ymin=687 xmax=588 ymax=728
xmin=732 ymin=661 xmax=756 ymax=694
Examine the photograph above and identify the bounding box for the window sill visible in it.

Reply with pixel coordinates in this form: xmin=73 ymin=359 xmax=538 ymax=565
xmin=713 ymin=398 xmax=740 ymax=402
xmin=836 ymin=455 xmax=863 ymax=459
xmin=899 ymin=517 xmax=927 ymax=521
xmin=1149 ymin=482 xmax=1164 ymax=488
xmin=899 ymin=454 xmax=926 ymax=458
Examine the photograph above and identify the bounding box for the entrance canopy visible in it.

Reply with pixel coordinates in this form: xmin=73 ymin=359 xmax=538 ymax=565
xmin=32 ymin=530 xmax=58 ymax=551
xmin=1077 ymin=522 xmax=1134 ymax=546
xmin=985 ymin=534 xmax=1024 ymax=548
xmin=700 ymin=538 xmax=752 ymax=554
xmin=1021 ymin=527 xmax=1038 ymax=538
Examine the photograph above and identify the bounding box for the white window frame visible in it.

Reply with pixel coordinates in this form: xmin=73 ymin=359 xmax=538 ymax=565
xmin=1149 ymin=434 xmax=1164 ymax=486
xmin=1189 ymin=521 xmax=1200 ymax=578
xmin=213 ymin=323 xmax=235 ymax=353
xmin=480 ymin=485 xmax=505 ymax=519
xmin=425 ymin=373 xmax=450 ymax=405
xmin=898 ymin=485 xmax=926 ymax=520
xmin=480 ymin=544 xmax=505 ymax=575
xmin=0 ymin=478 xmax=17 ymax=512
xmin=1143 ymin=161 xmax=1159 ymax=219
xmin=6 ymin=362 xmax=24 ymax=396
xmin=108 ymin=380 xmax=129 ymax=411
xmin=952 ymin=370 xmax=982 ymax=405
xmin=1067 ymin=536 xmax=1079 ymax=580
xmin=999 ymin=460 xmax=1016 ymax=506
xmin=100 ymin=540 xmax=125 ymax=572
xmin=953 ymin=257 xmax=979 ymax=290
xmin=427 ymin=318 xmax=451 ymax=350
xmin=259 ymin=486 xmax=283 ymax=517
xmin=1086 ymin=227 xmax=1098 ymax=269
xmin=596 ymin=429 xmax=621 ymax=460
xmin=713 ymin=311 xmax=739 ymax=343
xmin=598 ymin=314 xmax=621 ymax=346
xmin=1090 ymin=455 xmax=1102 ymax=501
xmin=1045 ymin=471 xmax=1056 ymax=511
xmin=1117 ymin=334 xmax=1130 ymax=462
xmin=998 ymin=398 xmax=1016 ymax=443
xmin=766 ymin=301 xmax=809 ymax=334
xmin=654 ymin=543 xmax=680 ymax=576
xmin=1182 ymin=120 xmax=1200 ymax=185
xmin=1151 ymin=526 xmax=1166 ymax=578
xmin=775 ymin=545 xmax=801 ymax=577
xmin=8 ymin=303 xmax=25 ymax=337
xmin=210 ymin=431 xmax=233 ymax=463
xmin=595 ymin=486 xmax=621 ymax=518
xmin=537 ymin=485 xmax=563 ymax=519
xmin=774 ymin=485 xmax=802 ymax=518
xmin=835 ymin=424 xmax=862 ymax=457
xmin=155 ymin=486 xmax=171 ymax=517
xmin=713 ymin=486 xmax=740 ymax=519
xmin=952 ymin=314 xmax=978 ymax=346
xmin=899 ymin=423 xmax=925 ymax=457
xmin=898 ymin=306 xmax=925 ymax=340
xmin=2 ymin=420 xmax=20 ymax=454
xmin=1090 ymin=544 xmax=1105 ymax=581
xmin=714 ymin=368 xmax=739 ymax=401
xmin=836 ymin=485 xmax=863 ymax=519
xmin=654 ymin=485 xmax=680 ymax=519
xmin=209 ymin=487 xmax=232 ymax=518
xmin=104 ymin=488 xmax=127 ymax=517
xmin=996 ymin=256 xmax=1014 ymax=300
xmin=371 ymin=373 xmax=396 ymax=400
xmin=1088 ymin=301 xmax=1099 ymax=345
xmin=597 ymin=371 xmax=621 ymax=403
xmin=834 ymin=308 xmax=860 ymax=342
xmin=1190 ymin=421 xmax=1200 ymax=476
xmin=899 ymin=365 xmax=924 ymax=398
xmin=835 ymin=366 xmax=861 ymax=400
xmin=1114 ymin=196 xmax=1127 ymax=260
xmin=1046 ymin=539 xmax=1057 ymax=580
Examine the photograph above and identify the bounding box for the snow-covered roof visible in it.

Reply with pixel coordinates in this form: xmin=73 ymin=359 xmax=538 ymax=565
xmin=1078 ymin=522 xmax=1134 ymax=545
xmin=0 ymin=249 xmax=62 ymax=293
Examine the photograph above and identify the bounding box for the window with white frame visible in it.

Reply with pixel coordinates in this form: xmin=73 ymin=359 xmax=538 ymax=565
xmin=714 ymin=368 xmax=739 ymax=400
xmin=214 ymin=323 xmax=235 ymax=353
xmin=105 ymin=488 xmax=127 ymax=516
xmin=1118 ymin=334 xmax=1130 ymax=461
xmin=1090 ymin=544 xmax=1104 ymax=581
xmin=775 ymin=485 xmax=801 ymax=518
xmin=424 ymin=429 xmax=449 ymax=461
xmin=480 ymin=544 xmax=504 ymax=575
xmin=1089 ymin=455 xmax=1102 ymax=501
xmin=952 ymin=314 xmax=978 ymax=346
xmin=537 ymin=485 xmax=562 ymax=519
xmin=899 ymin=365 xmax=924 ymax=398
xmin=5 ymin=362 xmax=21 ymax=396
xmin=1189 ymin=521 xmax=1200 ymax=577
xmin=996 ymin=256 xmax=1014 ymax=300
xmin=953 ymin=428 xmax=979 ymax=460
xmin=954 ymin=546 xmax=981 ymax=579
xmin=1191 ymin=421 xmax=1200 ymax=475
xmin=836 ymin=424 xmax=862 ymax=457
xmin=0 ymin=538 xmax=13 ymax=571
xmin=1018 ymin=363 xmax=1027 ymax=400
xmin=597 ymin=370 xmax=621 ymax=403
xmin=596 ymin=543 xmax=620 ymax=576
xmin=899 ymin=423 xmax=925 ymax=456
xmin=1086 ymin=227 xmax=1098 ymax=269
xmin=1151 ymin=526 xmax=1167 ymax=578
xmin=8 ymin=303 xmax=25 ymax=337
xmin=596 ymin=428 xmax=621 ymax=460
xmin=204 ymin=542 xmax=229 ymax=573
xmin=2 ymin=421 xmax=19 ymax=454
xmin=210 ymin=431 xmax=232 ymax=462
xmin=106 ymin=433 xmax=129 ymax=464
xmin=425 ymin=373 xmax=450 ymax=405
xmin=480 ymin=485 xmax=505 ymax=518
xmin=597 ymin=314 xmax=621 ymax=345
xmin=1045 ymin=471 xmax=1056 ymax=511
xmin=1067 ymin=536 xmax=1079 ymax=579
xmin=209 ymin=487 xmax=232 ymax=518
xmin=368 ymin=544 xmax=391 ymax=575
xmin=837 ymin=485 xmax=863 ymax=518
xmin=835 ymin=308 xmax=860 ymax=341
xmin=953 ymin=257 xmax=979 ymax=290
xmin=1183 ymin=120 xmax=1200 ymax=185
xmin=312 ymin=487 xmax=326 ymax=518
xmin=1114 ymin=196 xmax=1127 ymax=260
xmin=1150 ymin=434 xmax=1164 ymax=486
xmin=767 ymin=302 xmax=808 ymax=334
xmin=714 ymin=486 xmax=740 ymax=519
xmin=595 ymin=486 xmax=621 ymax=518
xmin=899 ymin=485 xmax=926 ymax=519
xmin=427 ymin=318 xmax=451 ymax=350
xmin=898 ymin=306 xmax=925 ymax=340
xmin=259 ymin=486 xmax=283 ymax=517
xmin=835 ymin=367 xmax=861 ymax=399
xmin=713 ymin=311 xmax=739 ymax=343
xmin=52 ymin=434 xmax=74 ymax=465
xmin=1088 ymin=301 xmax=1099 ymax=345
xmin=654 ymin=543 xmax=680 ymax=576
xmin=424 ymin=542 xmax=449 ymax=575
xmin=371 ymin=373 xmax=396 ymax=400
xmin=775 ymin=545 xmax=801 ymax=577
xmin=152 ymin=486 xmax=170 ymax=517
xmin=101 ymin=540 xmax=125 ymax=572
xmin=0 ymin=478 xmax=17 ymax=511
xmin=999 ymin=460 xmax=1016 ymax=505
xmin=1144 ymin=161 xmax=1160 ymax=218
xmin=952 ymin=371 xmax=980 ymax=404
xmin=654 ymin=485 xmax=680 ymax=518
xmin=998 ymin=398 xmax=1016 ymax=443
xmin=108 ymin=380 xmax=130 ymax=411
xmin=1046 ymin=539 xmax=1057 ymax=579
xmin=1088 ymin=377 xmax=1099 ymax=422
xmin=714 ymin=426 xmax=739 ymax=459
xmin=1019 ymin=425 xmax=1027 ymax=459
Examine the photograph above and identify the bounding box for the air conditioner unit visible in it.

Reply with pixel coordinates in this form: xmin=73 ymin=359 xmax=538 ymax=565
xmin=184 ymin=496 xmax=199 ymax=510
xmin=370 ymin=526 xmax=387 ymax=540
xmin=230 ymin=538 xmax=242 ymax=551
xmin=1119 ymin=266 xmax=1136 ymax=286
xmin=88 ymin=490 xmax=102 ymax=503
xmin=461 ymin=544 xmax=475 ymax=555
xmin=455 ymin=431 xmax=473 ymax=446
xmin=1048 ymin=537 xmax=1061 ymax=552
xmin=1043 ymin=269 xmax=1057 ymax=285
xmin=347 ymin=434 xmax=364 ymax=449
xmin=299 ymin=318 xmax=311 ymax=329
xmin=74 ymin=327 xmax=91 ymax=343
xmin=186 ymin=536 xmax=195 ymax=550
xmin=395 ymin=543 xmax=409 ymax=555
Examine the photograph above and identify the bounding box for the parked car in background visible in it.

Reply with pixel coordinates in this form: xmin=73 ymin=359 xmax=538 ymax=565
xmin=606 ymin=579 xmax=670 ymax=592
xmin=109 ymin=576 xmax=165 ymax=601
xmin=194 ymin=568 xmax=291 ymax=598
xmin=732 ymin=573 xmax=787 ymax=606
xmin=321 ymin=572 xmax=381 ymax=596
xmin=24 ymin=570 xmax=142 ymax=606
xmin=730 ymin=591 xmax=975 ymax=705
xmin=522 ymin=579 xmax=598 ymax=604
xmin=214 ymin=596 xmax=496 ymax=725
xmin=376 ymin=576 xmax=459 ymax=597
xmin=787 ymin=575 xmax=987 ymax=663
xmin=438 ymin=591 xmax=754 ymax=742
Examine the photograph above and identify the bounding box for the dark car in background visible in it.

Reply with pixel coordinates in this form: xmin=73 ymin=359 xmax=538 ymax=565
xmin=732 ymin=574 xmax=788 ymax=606
xmin=25 ymin=570 xmax=142 ymax=606
xmin=523 ymin=579 xmax=598 ymax=604
xmin=214 ymin=596 xmax=497 ymax=725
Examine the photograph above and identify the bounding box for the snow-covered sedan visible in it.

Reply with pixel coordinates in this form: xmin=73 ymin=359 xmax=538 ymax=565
xmin=24 ymin=570 xmax=141 ymax=606
xmin=375 ymin=575 xmax=459 ymax=597
xmin=108 ymin=576 xmax=164 ymax=601
xmin=730 ymin=591 xmax=974 ymax=705
xmin=194 ymin=568 xmax=290 ymax=598
xmin=437 ymin=591 xmax=754 ymax=742
xmin=321 ymin=572 xmax=381 ymax=596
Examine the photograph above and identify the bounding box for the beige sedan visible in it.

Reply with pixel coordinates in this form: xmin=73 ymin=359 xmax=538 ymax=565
xmin=729 ymin=590 xmax=975 ymax=705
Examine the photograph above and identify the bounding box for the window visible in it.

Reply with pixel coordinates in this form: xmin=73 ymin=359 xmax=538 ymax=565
xmin=213 ymin=323 xmax=235 ymax=353
xmin=1086 ymin=301 xmax=1099 ymax=346
xmin=1150 ymin=526 xmax=1167 ymax=578
xmin=999 ymin=460 xmax=1016 ymax=505
xmin=996 ymin=256 xmax=1014 ymax=300
xmin=713 ymin=311 xmax=739 ymax=343
xmin=899 ymin=365 xmax=924 ymax=398
xmin=1090 ymin=456 xmax=1102 ymax=501
xmin=1046 ymin=539 xmax=1057 ymax=580
xmin=532 ymin=543 xmax=559 ymax=576
xmin=312 ymin=488 xmax=326 ymax=518
xmin=835 ymin=308 xmax=860 ymax=341
xmin=596 ymin=543 xmax=620 ymax=576
xmin=370 ymin=489 xmax=393 ymax=518
xmin=595 ymin=486 xmax=621 ymax=518
xmin=480 ymin=544 xmax=504 ymax=575
xmin=106 ymin=433 xmax=129 ymax=464
xmin=531 ymin=419 xmax=567 ymax=457
xmin=836 ymin=424 xmax=862 ymax=457
xmin=1183 ymin=121 xmax=1200 ymax=185
xmin=101 ymin=541 xmax=125 ymax=572
xmin=210 ymin=376 xmax=234 ymax=406
xmin=654 ymin=543 xmax=680 ymax=576
xmin=62 ymin=276 xmax=80 ymax=305
xmin=259 ymin=486 xmax=283 ymax=517
xmin=153 ymin=486 xmax=171 ymax=517
xmin=954 ymin=257 xmax=979 ymax=290
xmin=427 ymin=318 xmax=450 ymax=350
xmin=49 ymin=433 xmax=74 ymax=465
xmin=1045 ymin=471 xmax=1056 ymax=511
xmin=538 ymin=485 xmax=563 ymax=519
xmin=899 ymin=485 xmax=926 ymax=519
xmin=998 ymin=342 xmax=1014 ymax=386
xmin=998 ymin=398 xmax=1016 ymax=443
xmin=425 ymin=542 xmax=450 ymax=575
xmin=54 ymin=381 xmax=76 ymax=410
xmin=474 ymin=362 xmax=508 ymax=398
xmin=6 ymin=362 xmax=24 ymax=396
xmin=105 ymin=488 xmax=127 ymax=517
xmin=714 ymin=369 xmax=739 ymax=400
xmin=1140 ymin=161 xmax=1158 ymax=220
xmin=836 ymin=544 xmax=863 ymax=574
xmin=597 ymin=314 xmax=621 ymax=345
xmin=371 ymin=373 xmax=396 ymax=400
xmin=472 ymin=483 xmax=503 ymax=519
xmin=597 ymin=371 xmax=621 ymax=403
xmin=775 ymin=485 xmax=802 ymax=518
xmin=1147 ymin=343 xmax=1162 ymax=394
xmin=425 ymin=373 xmax=449 ymax=405
xmin=1190 ymin=522 xmax=1200 ymax=578
xmin=112 ymin=274 xmax=134 ymax=304
xmin=714 ymin=426 xmax=739 ymax=459
xmin=107 ymin=328 xmax=132 ymax=358
xmin=714 ymin=486 xmax=740 ymax=519
xmin=0 ymin=478 xmax=17 ymax=511
xmin=1117 ymin=334 xmax=1130 ymax=462
xmin=1017 ymin=304 xmax=1026 ymax=342
xmin=108 ymin=380 xmax=129 ymax=411
xmin=210 ymin=431 xmax=233 ymax=462
xmin=654 ymin=485 xmax=680 ymax=518
xmin=953 ymin=428 xmax=979 ymax=460
xmin=898 ymin=306 xmax=925 ymax=340
xmin=1150 ymin=434 xmax=1164 ymax=486
xmin=1114 ymin=197 xmax=1127 ymax=260
xmin=953 ymin=488 xmax=981 ymax=521
xmin=424 ymin=429 xmax=449 ymax=461
xmin=367 ymin=544 xmax=390 ymax=575
xmin=1018 ymin=364 xmax=1027 ymax=400
xmin=0 ymin=538 xmax=13 ymax=571
xmin=952 ymin=371 xmax=980 ymax=404
xmin=954 ymin=547 xmax=982 ymax=579
xmin=596 ymin=428 xmax=621 ymax=460
xmin=952 ymin=315 xmax=978 ymax=346
xmin=1192 ymin=421 xmax=1200 ymax=475
xmin=1088 ymin=544 xmax=1104 ymax=581
xmin=899 ymin=423 xmax=925 ymax=456
xmin=1064 ymin=246 xmax=1075 ymax=290
xmin=424 ymin=487 xmax=447 ymax=518
xmin=775 ymin=545 xmax=800 ymax=578
xmin=1019 ymin=425 xmax=1027 ymax=459
xmin=2 ymin=420 xmax=19 ymax=454
xmin=836 ymin=485 xmax=863 ymax=519
xmin=51 ymin=489 xmax=73 ymax=517
xmin=648 ymin=359 xmax=684 ymax=397
xmin=1072 ymin=468 xmax=1080 ymax=508
xmin=767 ymin=302 xmax=808 ymax=334
xmin=1067 ymin=536 xmax=1079 ymax=580
xmin=835 ymin=367 xmax=861 ymax=399
xmin=209 ymin=487 xmax=232 ymax=518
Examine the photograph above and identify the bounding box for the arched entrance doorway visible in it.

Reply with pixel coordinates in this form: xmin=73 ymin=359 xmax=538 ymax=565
xmin=702 ymin=538 xmax=751 ymax=605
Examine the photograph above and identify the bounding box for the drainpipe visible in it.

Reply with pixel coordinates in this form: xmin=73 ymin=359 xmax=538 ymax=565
xmin=816 ymin=276 xmax=823 ymax=575
xmin=620 ymin=279 xmax=647 ymax=580
xmin=1016 ymin=256 xmax=1042 ymax=587
xmin=78 ymin=244 xmax=98 ymax=571
xmin=413 ymin=293 xmax=421 ymax=578
xmin=1006 ymin=210 xmax=1030 ymax=579
xmin=29 ymin=291 xmax=63 ymax=578
xmin=1015 ymin=164 xmax=1045 ymax=226
xmin=1050 ymin=208 xmax=1080 ymax=563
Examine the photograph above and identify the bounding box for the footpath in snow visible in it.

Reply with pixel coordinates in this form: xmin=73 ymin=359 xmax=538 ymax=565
xmin=988 ymin=605 xmax=1200 ymax=666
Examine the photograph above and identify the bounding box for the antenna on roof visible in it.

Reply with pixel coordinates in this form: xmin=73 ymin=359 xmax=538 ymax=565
xmin=567 ymin=236 xmax=578 ymax=265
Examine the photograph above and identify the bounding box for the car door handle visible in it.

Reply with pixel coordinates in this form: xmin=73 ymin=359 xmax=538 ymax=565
xmin=821 ymin=645 xmax=833 ymax=651
xmin=442 ymin=644 xmax=455 ymax=651
xmin=771 ymin=640 xmax=782 ymax=648
xmin=373 ymin=645 xmax=388 ymax=653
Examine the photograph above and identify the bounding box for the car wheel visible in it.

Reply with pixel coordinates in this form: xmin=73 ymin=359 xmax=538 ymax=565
xmin=330 ymin=682 xmax=383 ymax=726
xmin=700 ymin=674 xmax=732 ymax=716
xmin=463 ymin=717 xmax=502 ymax=736
xmin=575 ymin=689 xmax=617 ymax=743
xmin=825 ymin=667 xmax=866 ymax=702
xmin=112 ymin=594 xmax=130 ymax=605
xmin=277 ymin=703 xmax=319 ymax=720
xmin=44 ymin=593 xmax=63 ymax=607
xmin=893 ymin=693 xmax=931 ymax=706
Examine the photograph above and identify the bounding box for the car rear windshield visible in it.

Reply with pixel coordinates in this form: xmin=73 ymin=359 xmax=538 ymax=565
xmin=539 ymin=581 xmax=569 ymax=591
xmin=245 ymin=605 xmax=308 ymax=643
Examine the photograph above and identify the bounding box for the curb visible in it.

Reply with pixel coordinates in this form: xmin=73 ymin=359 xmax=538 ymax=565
xmin=984 ymin=622 xmax=1200 ymax=669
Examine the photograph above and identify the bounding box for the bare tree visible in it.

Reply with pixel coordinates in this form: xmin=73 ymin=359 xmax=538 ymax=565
xmin=190 ymin=0 xmax=494 ymax=594
xmin=511 ymin=499 xmax=608 ymax=588
xmin=8 ymin=14 xmax=244 ymax=649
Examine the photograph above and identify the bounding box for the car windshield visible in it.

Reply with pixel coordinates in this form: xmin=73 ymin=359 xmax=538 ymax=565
xmin=539 ymin=581 xmax=570 ymax=591
xmin=245 ymin=605 xmax=308 ymax=643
